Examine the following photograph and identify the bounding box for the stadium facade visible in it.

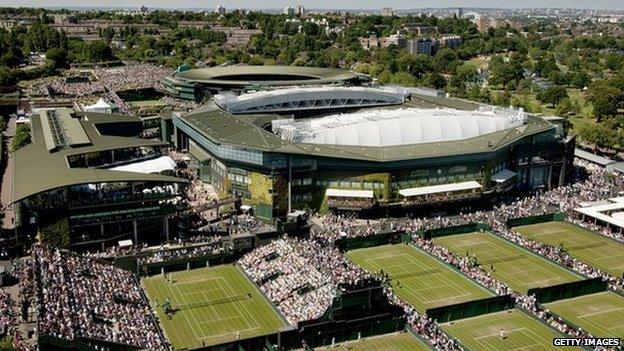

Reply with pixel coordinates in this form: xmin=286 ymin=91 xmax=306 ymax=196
xmin=13 ymin=108 xmax=187 ymax=250
xmin=170 ymin=77 xmax=575 ymax=219
xmin=163 ymin=65 xmax=366 ymax=101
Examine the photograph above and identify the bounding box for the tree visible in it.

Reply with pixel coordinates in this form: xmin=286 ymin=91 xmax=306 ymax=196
xmin=0 ymin=68 xmax=17 ymax=88
xmin=537 ymin=86 xmax=568 ymax=107
xmin=586 ymin=81 xmax=621 ymax=121
xmin=423 ymin=72 xmax=447 ymax=89
xmin=11 ymin=124 xmax=31 ymax=152
xmin=38 ymin=217 xmax=70 ymax=249
xmin=45 ymin=47 xmax=68 ymax=69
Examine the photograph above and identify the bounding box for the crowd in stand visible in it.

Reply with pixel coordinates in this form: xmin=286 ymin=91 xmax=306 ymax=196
xmin=42 ymin=63 xmax=170 ymax=99
xmin=138 ymin=236 xmax=226 ymax=265
xmin=0 ymin=290 xmax=13 ymax=337
xmin=33 ymin=246 xmax=167 ymax=350
xmin=238 ymin=236 xmax=372 ymax=326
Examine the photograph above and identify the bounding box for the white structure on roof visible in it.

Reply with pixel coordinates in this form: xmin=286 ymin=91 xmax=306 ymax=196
xmin=274 ymin=106 xmax=527 ymax=147
xmin=84 ymin=98 xmax=112 ymax=114
xmin=215 ymin=86 xmax=407 ymax=114
xmin=110 ymin=156 xmax=176 ymax=174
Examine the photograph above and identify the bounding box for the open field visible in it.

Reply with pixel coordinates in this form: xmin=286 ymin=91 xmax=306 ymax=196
xmin=314 ymin=332 xmax=432 ymax=351
xmin=545 ymin=292 xmax=624 ymax=338
xmin=433 ymin=231 xmax=582 ymax=293
xmin=142 ymin=265 xmax=287 ymax=350
xmin=346 ymin=244 xmax=493 ymax=312
xmin=513 ymin=221 xmax=624 ymax=277
xmin=441 ymin=309 xmax=580 ymax=351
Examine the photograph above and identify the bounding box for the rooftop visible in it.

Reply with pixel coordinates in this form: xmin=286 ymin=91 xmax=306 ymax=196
xmin=273 ymin=106 xmax=527 ymax=147
xmin=13 ymin=110 xmax=186 ymax=202
xmin=171 ymin=65 xmax=360 ymax=86
xmin=176 ymin=93 xmax=555 ymax=162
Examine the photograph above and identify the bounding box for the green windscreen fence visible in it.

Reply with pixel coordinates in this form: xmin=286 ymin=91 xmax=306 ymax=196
xmin=527 ymin=277 xmax=607 ymax=303
xmin=335 ymin=231 xmax=405 ymax=252
xmin=418 ymin=223 xmax=490 ymax=240
xmin=425 ymin=295 xmax=515 ymax=323
xmin=506 ymin=212 xmax=566 ymax=228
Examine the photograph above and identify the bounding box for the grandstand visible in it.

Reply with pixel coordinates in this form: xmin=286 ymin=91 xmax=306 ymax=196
xmin=346 ymin=244 xmax=493 ymax=312
xmin=433 ymin=231 xmax=582 ymax=293
xmin=512 ymin=221 xmax=624 ymax=277
xmin=441 ymin=309 xmax=579 ymax=351
xmin=163 ymin=65 xmax=363 ymax=101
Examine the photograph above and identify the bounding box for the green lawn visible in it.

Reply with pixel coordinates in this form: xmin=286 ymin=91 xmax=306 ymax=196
xmin=142 ymin=265 xmax=287 ymax=350
xmin=513 ymin=221 xmax=624 ymax=277
xmin=545 ymin=292 xmax=624 ymax=338
xmin=433 ymin=231 xmax=582 ymax=293
xmin=442 ymin=309 xmax=580 ymax=351
xmin=314 ymin=332 xmax=432 ymax=351
xmin=126 ymin=100 xmax=169 ymax=108
xmin=346 ymin=244 xmax=493 ymax=312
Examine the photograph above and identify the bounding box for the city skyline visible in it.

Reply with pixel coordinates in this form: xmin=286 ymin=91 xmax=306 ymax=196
xmin=1 ymin=0 xmax=624 ymax=10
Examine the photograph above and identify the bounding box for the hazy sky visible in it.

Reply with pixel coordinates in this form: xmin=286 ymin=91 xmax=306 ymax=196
xmin=1 ymin=0 xmax=623 ymax=10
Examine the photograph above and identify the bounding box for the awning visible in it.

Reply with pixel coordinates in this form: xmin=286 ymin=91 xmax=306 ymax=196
xmin=325 ymin=189 xmax=374 ymax=198
xmin=491 ymin=169 xmax=516 ymax=183
xmin=118 ymin=239 xmax=133 ymax=248
xmin=574 ymin=148 xmax=615 ymax=167
xmin=240 ymin=205 xmax=252 ymax=212
xmin=399 ymin=181 xmax=481 ymax=197
xmin=110 ymin=156 xmax=176 ymax=174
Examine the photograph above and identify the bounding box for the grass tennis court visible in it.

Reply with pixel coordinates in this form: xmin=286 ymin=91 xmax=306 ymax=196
xmin=513 ymin=221 xmax=624 ymax=277
xmin=346 ymin=244 xmax=493 ymax=312
xmin=545 ymin=292 xmax=624 ymax=338
xmin=126 ymin=100 xmax=169 ymax=108
xmin=142 ymin=265 xmax=287 ymax=350
xmin=441 ymin=309 xmax=580 ymax=351
xmin=314 ymin=332 xmax=432 ymax=350
xmin=433 ymin=231 xmax=582 ymax=293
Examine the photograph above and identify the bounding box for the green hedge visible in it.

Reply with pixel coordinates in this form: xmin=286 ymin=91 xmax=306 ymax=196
xmin=416 ymin=222 xmax=491 ymax=239
xmin=506 ymin=212 xmax=566 ymax=228
xmin=335 ymin=231 xmax=405 ymax=252
xmin=527 ymin=277 xmax=607 ymax=304
xmin=425 ymin=295 xmax=515 ymax=323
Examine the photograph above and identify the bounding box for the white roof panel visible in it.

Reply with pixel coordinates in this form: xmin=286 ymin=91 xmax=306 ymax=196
xmin=274 ymin=106 xmax=527 ymax=147
xmin=110 ymin=156 xmax=176 ymax=174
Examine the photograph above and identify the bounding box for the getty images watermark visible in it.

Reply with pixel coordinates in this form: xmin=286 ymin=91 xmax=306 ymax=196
xmin=553 ymin=338 xmax=621 ymax=347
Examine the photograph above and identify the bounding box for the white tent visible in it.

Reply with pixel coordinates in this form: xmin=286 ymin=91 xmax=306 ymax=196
xmin=110 ymin=156 xmax=176 ymax=174
xmin=84 ymin=98 xmax=112 ymax=114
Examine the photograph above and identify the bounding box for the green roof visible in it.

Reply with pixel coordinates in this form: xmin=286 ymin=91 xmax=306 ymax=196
xmin=178 ymin=95 xmax=555 ymax=163
xmin=171 ymin=65 xmax=359 ymax=86
xmin=13 ymin=111 xmax=187 ymax=202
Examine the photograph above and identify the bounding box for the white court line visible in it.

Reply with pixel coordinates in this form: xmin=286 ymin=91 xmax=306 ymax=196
xmin=579 ymin=306 xmax=624 ymax=318
xmin=216 ymin=278 xmax=255 ymax=329
xmin=474 ymin=327 xmax=527 ymax=340
xmin=168 ymin=282 xmax=204 ymax=340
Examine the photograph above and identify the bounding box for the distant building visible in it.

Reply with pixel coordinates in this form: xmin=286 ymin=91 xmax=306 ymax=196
xmin=408 ymin=38 xmax=436 ymax=56
xmin=380 ymin=7 xmax=394 ymax=17
xmin=359 ymin=35 xmax=379 ymax=50
xmin=455 ymin=8 xmax=464 ymax=18
xmin=284 ymin=6 xmax=295 ymax=16
xmin=297 ymin=5 xmax=306 ymax=16
xmin=215 ymin=5 xmax=226 ymax=15
xmin=440 ymin=35 xmax=462 ymax=48
xmin=475 ymin=16 xmax=491 ymax=33
xmin=381 ymin=32 xmax=407 ymax=48
xmin=403 ymin=24 xmax=438 ymax=36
